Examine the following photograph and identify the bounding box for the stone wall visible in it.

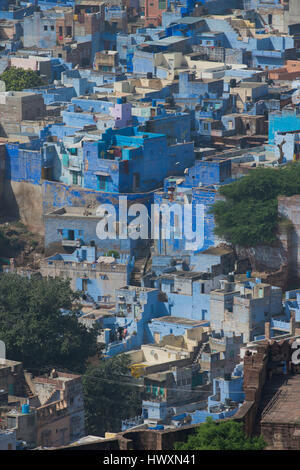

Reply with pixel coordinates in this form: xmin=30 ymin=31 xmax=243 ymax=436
xmin=0 ymin=143 xmax=5 ymax=210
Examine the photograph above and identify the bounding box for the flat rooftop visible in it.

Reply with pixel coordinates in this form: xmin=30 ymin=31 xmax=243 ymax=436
xmin=153 ymin=316 xmax=208 ymax=327
xmin=0 ymin=359 xmax=21 ymax=369
xmin=201 ymin=246 xmax=233 ymax=256
xmin=45 ymin=206 xmax=101 ymax=218
xmin=117 ymin=285 xmax=158 ymax=292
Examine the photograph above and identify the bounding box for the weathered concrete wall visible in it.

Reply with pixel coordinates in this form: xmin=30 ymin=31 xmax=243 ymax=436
xmin=0 ymin=144 xmax=5 ymax=210
xmin=278 ymin=195 xmax=300 ymax=286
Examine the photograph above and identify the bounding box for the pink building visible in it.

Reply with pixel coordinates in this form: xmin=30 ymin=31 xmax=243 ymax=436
xmin=110 ymin=100 xmax=132 ymax=129
xmin=9 ymin=56 xmax=52 ymax=80
xmin=144 ymin=0 xmax=167 ymax=27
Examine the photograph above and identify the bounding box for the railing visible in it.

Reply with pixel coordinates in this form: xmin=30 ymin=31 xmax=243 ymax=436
xmin=271 ymin=319 xmax=290 ymax=331
xmin=62 ymin=239 xmax=81 ymax=248
xmin=121 ymin=415 xmax=144 ymax=431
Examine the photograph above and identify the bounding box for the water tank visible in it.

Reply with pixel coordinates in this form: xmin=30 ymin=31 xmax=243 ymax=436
xmin=22 ymin=404 xmax=30 ymax=414
xmin=246 ymin=270 xmax=252 ymax=279
xmin=116 ymin=98 xmax=123 ymax=104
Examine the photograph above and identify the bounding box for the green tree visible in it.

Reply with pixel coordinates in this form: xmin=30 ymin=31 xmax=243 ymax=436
xmin=105 ymin=250 xmax=120 ymax=259
xmin=83 ymin=355 xmax=141 ymax=436
xmin=211 ymin=163 xmax=300 ymax=248
xmin=0 ymin=67 xmax=44 ymax=91
xmin=0 ymin=273 xmax=98 ymax=373
xmin=0 ymin=227 xmax=25 ymax=255
xmin=174 ymin=418 xmax=266 ymax=450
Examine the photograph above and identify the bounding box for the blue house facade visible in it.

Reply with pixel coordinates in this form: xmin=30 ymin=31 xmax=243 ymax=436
xmin=83 ymin=127 xmax=194 ymax=193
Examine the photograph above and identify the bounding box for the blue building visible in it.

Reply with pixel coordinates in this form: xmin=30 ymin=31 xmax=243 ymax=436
xmin=174 ymin=72 xmax=224 ymax=109
xmin=5 ymin=140 xmax=49 ymax=186
xmin=149 ymin=316 xmax=209 ymax=343
xmin=148 ymin=271 xmax=223 ymax=321
xmin=83 ymin=127 xmax=194 ymax=193
xmin=269 ymin=110 xmax=300 ymax=146
xmin=171 ymin=363 xmax=245 ymax=426
xmin=103 ymin=286 xmax=168 ymax=357
xmin=40 ymin=244 xmax=134 ymax=304
xmin=44 ymin=204 xmax=148 ymax=257
xmin=153 ymin=159 xmax=232 ymax=257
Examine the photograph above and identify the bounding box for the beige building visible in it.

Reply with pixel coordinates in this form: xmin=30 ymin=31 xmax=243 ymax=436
xmin=0 ymin=362 xmax=85 ymax=448
xmin=0 ymin=91 xmax=46 ymax=138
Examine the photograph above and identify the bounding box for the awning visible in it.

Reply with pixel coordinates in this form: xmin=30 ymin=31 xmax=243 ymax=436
xmin=94 ymin=171 xmax=110 ymax=176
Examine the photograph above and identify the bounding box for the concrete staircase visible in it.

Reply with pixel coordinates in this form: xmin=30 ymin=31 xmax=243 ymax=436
xmin=83 ymin=292 xmax=99 ymax=309
xmin=130 ymin=257 xmax=148 ymax=286
xmin=192 ymin=341 xmax=206 ymax=364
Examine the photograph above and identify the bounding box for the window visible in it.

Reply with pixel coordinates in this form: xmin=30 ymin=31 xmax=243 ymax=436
xmin=7 ymin=417 xmax=16 ymax=428
xmin=82 ymin=279 xmax=88 ymax=291
xmin=51 ymin=25 xmax=54 ymax=31
xmin=133 ymin=172 xmax=140 ymax=189
xmin=44 ymin=25 xmax=48 ymax=31
xmin=68 ymin=230 xmax=75 ymax=241
xmin=154 ymin=332 xmax=160 ymax=343
xmin=97 ymin=175 xmax=107 ymax=191
xmin=72 ymin=172 xmax=78 ymax=185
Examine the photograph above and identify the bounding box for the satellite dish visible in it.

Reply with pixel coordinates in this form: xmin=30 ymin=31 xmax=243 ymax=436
xmin=292 ymin=88 xmax=300 ymax=105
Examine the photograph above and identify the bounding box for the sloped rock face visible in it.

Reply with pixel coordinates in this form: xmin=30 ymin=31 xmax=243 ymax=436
xmin=236 ymin=244 xmax=288 ymax=273
xmin=235 ymin=241 xmax=292 ymax=290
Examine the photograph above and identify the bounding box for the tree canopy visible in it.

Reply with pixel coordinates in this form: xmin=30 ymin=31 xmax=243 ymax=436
xmin=0 ymin=67 xmax=44 ymax=91
xmin=83 ymin=355 xmax=141 ymax=436
xmin=174 ymin=418 xmax=266 ymax=450
xmin=0 ymin=273 xmax=98 ymax=373
xmin=211 ymin=163 xmax=300 ymax=248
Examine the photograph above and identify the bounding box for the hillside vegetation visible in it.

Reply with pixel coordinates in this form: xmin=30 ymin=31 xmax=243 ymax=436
xmin=211 ymin=163 xmax=300 ymax=247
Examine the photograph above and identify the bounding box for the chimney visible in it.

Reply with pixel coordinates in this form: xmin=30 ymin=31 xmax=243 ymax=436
xmin=290 ymin=310 xmax=296 ymax=336
xmin=265 ymin=322 xmax=270 ymax=340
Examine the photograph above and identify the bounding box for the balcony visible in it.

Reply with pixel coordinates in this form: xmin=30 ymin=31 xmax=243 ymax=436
xmin=62 ymin=239 xmax=81 ymax=248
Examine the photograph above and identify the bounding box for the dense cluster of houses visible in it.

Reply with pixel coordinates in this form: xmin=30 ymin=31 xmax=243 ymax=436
xmin=2 ymin=0 xmax=300 ymax=450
